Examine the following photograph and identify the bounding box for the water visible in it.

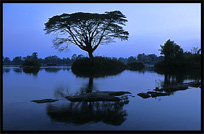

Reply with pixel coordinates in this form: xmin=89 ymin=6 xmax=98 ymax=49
xmin=3 ymin=66 xmax=201 ymax=131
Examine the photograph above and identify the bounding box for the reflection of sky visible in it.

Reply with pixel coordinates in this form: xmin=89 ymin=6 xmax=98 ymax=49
xmin=3 ymin=3 xmax=201 ymax=59
xmin=3 ymin=68 xmax=201 ymax=130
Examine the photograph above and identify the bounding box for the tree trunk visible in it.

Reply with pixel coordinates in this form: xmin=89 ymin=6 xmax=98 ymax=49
xmin=88 ymin=51 xmax=94 ymax=59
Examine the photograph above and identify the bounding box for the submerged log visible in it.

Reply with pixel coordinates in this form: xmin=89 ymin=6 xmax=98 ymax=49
xmin=147 ymin=91 xmax=170 ymax=97
xmin=31 ymin=99 xmax=58 ymax=103
xmin=161 ymin=85 xmax=188 ymax=92
xmin=65 ymin=91 xmax=131 ymax=102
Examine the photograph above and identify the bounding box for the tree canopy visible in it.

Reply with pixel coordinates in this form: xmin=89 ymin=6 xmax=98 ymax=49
xmin=44 ymin=11 xmax=129 ymax=58
xmin=159 ymin=39 xmax=183 ymax=60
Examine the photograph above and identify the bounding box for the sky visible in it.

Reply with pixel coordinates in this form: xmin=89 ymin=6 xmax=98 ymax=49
xmin=3 ymin=3 xmax=201 ymax=59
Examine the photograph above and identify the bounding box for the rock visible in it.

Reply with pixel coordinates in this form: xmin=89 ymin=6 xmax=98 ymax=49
xmin=65 ymin=91 xmax=131 ymax=102
xmin=31 ymin=99 xmax=58 ymax=103
xmin=150 ymin=92 xmax=170 ymax=97
xmin=137 ymin=93 xmax=150 ymax=98
xmin=99 ymin=91 xmax=131 ymax=96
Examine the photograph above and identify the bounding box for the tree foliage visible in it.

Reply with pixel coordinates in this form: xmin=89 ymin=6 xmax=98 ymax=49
xmin=3 ymin=57 xmax=11 ymax=65
xmin=12 ymin=56 xmax=23 ymax=65
xmin=159 ymin=39 xmax=183 ymax=60
xmin=155 ymin=39 xmax=201 ymax=73
xmin=44 ymin=11 xmax=129 ymax=58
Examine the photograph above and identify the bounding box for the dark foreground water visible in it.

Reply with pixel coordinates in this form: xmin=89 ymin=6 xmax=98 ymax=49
xmin=3 ymin=66 xmax=201 ymax=131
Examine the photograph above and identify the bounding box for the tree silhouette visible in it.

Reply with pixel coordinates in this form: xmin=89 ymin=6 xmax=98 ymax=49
xmin=44 ymin=11 xmax=129 ymax=58
xmin=159 ymin=39 xmax=183 ymax=61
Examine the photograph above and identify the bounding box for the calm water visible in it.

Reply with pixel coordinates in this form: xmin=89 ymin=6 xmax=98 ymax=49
xmin=3 ymin=66 xmax=201 ymax=131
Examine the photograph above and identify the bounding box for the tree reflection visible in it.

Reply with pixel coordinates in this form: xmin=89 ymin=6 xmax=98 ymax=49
xmin=44 ymin=68 xmax=62 ymax=73
xmin=3 ymin=68 xmax=10 ymax=73
xmin=13 ymin=68 xmax=23 ymax=73
xmin=23 ymin=68 xmax=40 ymax=76
xmin=46 ymin=101 xmax=127 ymax=126
xmin=54 ymin=85 xmax=70 ymax=98
xmin=50 ymin=75 xmax=130 ymax=125
xmin=163 ymin=69 xmax=201 ymax=87
xmin=78 ymin=77 xmax=98 ymax=94
xmin=138 ymin=69 xmax=201 ymax=100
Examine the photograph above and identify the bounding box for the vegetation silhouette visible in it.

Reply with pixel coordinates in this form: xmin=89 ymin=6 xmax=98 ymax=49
xmin=126 ymin=61 xmax=144 ymax=71
xmin=154 ymin=39 xmax=201 ymax=73
xmin=22 ymin=60 xmax=41 ymax=67
xmin=44 ymin=11 xmax=129 ymax=59
xmin=71 ymin=57 xmax=126 ymax=78
xmin=4 ymin=53 xmax=163 ymax=67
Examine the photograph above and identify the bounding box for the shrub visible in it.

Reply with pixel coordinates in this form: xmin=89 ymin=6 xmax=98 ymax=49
xmin=71 ymin=57 xmax=126 ymax=77
xmin=22 ymin=60 xmax=41 ymax=67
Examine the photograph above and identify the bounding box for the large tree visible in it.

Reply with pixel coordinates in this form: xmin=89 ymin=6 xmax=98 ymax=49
xmin=44 ymin=11 xmax=129 ymax=58
xmin=159 ymin=39 xmax=183 ymax=60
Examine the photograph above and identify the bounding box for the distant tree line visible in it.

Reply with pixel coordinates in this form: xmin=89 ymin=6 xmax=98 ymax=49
xmin=3 ymin=52 xmax=164 ymax=66
xmin=3 ymin=52 xmax=85 ymax=66
xmin=118 ymin=54 xmax=164 ymax=65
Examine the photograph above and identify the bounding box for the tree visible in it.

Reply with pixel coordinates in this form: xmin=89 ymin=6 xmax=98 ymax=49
xmin=159 ymin=39 xmax=183 ymax=60
xmin=23 ymin=52 xmax=38 ymax=61
xmin=31 ymin=52 xmax=38 ymax=60
xmin=191 ymin=47 xmax=201 ymax=55
xmin=44 ymin=55 xmax=62 ymax=64
xmin=127 ymin=56 xmax=136 ymax=63
xmin=137 ymin=53 xmax=145 ymax=63
xmin=12 ymin=56 xmax=23 ymax=65
xmin=44 ymin=11 xmax=129 ymax=59
xmin=3 ymin=57 xmax=11 ymax=65
xmin=118 ymin=57 xmax=127 ymax=64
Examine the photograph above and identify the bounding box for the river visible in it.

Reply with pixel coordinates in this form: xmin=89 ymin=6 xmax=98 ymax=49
xmin=2 ymin=66 xmax=201 ymax=131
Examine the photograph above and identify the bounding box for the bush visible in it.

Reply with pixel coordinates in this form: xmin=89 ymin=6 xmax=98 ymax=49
xmin=22 ymin=60 xmax=41 ymax=67
xmin=71 ymin=57 xmax=126 ymax=77
xmin=126 ymin=61 xmax=145 ymax=70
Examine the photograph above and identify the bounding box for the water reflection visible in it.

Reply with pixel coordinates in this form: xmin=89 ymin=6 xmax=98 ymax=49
xmin=137 ymin=69 xmax=201 ymax=99
xmin=46 ymin=101 xmax=127 ymax=126
xmin=54 ymin=86 xmax=70 ymax=98
xmin=3 ymin=66 xmax=71 ymax=75
xmin=163 ymin=70 xmax=201 ymax=86
xmin=129 ymin=66 xmax=155 ymax=74
xmin=49 ymin=74 xmax=130 ymax=125
xmin=72 ymin=67 xmax=123 ymax=78
xmin=23 ymin=68 xmax=40 ymax=76
xmin=13 ymin=68 xmax=23 ymax=73
xmin=3 ymin=68 xmax=10 ymax=73
xmin=44 ymin=68 xmax=62 ymax=73
xmin=78 ymin=77 xmax=99 ymax=94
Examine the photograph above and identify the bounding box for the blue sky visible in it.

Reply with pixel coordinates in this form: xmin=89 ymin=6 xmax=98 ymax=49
xmin=3 ymin=3 xmax=201 ymax=59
